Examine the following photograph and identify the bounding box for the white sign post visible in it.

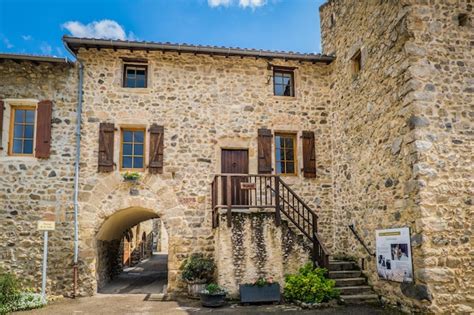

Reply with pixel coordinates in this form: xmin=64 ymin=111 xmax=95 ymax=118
xmin=375 ymin=227 xmax=413 ymax=283
xmin=37 ymin=221 xmax=55 ymax=301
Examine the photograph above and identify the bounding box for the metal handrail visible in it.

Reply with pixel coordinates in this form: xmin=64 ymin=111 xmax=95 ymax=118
xmin=348 ymin=224 xmax=376 ymax=257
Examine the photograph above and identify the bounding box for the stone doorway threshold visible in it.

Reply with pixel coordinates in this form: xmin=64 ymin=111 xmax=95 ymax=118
xmin=99 ymin=253 xmax=168 ymax=294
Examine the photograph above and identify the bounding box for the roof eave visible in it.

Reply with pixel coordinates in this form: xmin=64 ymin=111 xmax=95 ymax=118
xmin=0 ymin=53 xmax=73 ymax=65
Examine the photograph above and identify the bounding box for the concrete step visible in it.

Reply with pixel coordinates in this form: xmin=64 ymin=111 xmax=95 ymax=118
xmin=334 ymin=277 xmax=366 ymax=287
xmin=340 ymin=294 xmax=380 ymax=304
xmin=328 ymin=261 xmax=357 ymax=271
xmin=328 ymin=270 xmax=362 ymax=279
xmin=338 ymin=285 xmax=373 ymax=295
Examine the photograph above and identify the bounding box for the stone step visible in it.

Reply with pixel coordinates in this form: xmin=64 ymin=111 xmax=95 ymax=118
xmin=340 ymin=294 xmax=380 ymax=304
xmin=328 ymin=261 xmax=358 ymax=271
xmin=328 ymin=270 xmax=362 ymax=279
xmin=334 ymin=277 xmax=367 ymax=287
xmin=338 ymin=285 xmax=373 ymax=295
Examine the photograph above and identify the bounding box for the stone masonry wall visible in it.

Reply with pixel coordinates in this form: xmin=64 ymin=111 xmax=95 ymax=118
xmin=320 ymin=0 xmax=472 ymax=313
xmin=0 ymin=60 xmax=78 ymax=296
xmin=75 ymin=49 xmax=334 ymax=295
xmin=215 ymin=212 xmax=311 ymax=297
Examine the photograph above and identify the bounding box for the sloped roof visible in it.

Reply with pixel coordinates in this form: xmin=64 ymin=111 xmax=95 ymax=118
xmin=0 ymin=52 xmax=72 ymax=64
xmin=63 ymin=36 xmax=334 ymax=64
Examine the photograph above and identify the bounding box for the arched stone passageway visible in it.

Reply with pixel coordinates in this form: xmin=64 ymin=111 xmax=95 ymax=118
xmin=95 ymin=207 xmax=169 ymax=293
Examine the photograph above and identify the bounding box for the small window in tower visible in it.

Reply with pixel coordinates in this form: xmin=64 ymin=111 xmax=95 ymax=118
xmin=351 ymin=50 xmax=362 ymax=76
xmin=458 ymin=13 xmax=469 ymax=27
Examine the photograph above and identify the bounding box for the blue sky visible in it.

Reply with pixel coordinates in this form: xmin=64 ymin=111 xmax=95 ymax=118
xmin=0 ymin=0 xmax=325 ymax=59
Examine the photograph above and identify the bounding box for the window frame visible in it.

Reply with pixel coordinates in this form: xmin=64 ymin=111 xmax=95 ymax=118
xmin=123 ymin=64 xmax=148 ymax=88
xmin=274 ymin=132 xmax=298 ymax=176
xmin=273 ymin=68 xmax=295 ymax=97
xmin=8 ymin=106 xmax=36 ymax=156
xmin=119 ymin=127 xmax=146 ymax=171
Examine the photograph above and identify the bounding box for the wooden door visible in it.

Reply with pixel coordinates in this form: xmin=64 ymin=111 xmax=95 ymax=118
xmin=221 ymin=149 xmax=249 ymax=206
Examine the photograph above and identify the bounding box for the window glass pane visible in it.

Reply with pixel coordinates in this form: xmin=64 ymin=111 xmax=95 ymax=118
xmin=23 ymin=140 xmax=33 ymax=154
xmin=136 ymin=78 xmax=146 ymax=88
xmin=283 ymin=77 xmax=291 ymax=85
xmin=284 ymin=85 xmax=292 ymax=96
xmin=126 ymin=78 xmax=135 ymax=88
xmin=136 ymin=69 xmax=146 ymax=76
xmin=274 ymin=75 xmax=283 ymax=84
xmin=25 ymin=110 xmax=35 ymax=123
xmin=133 ymin=157 xmax=143 ymax=168
xmin=286 ymin=162 xmax=295 ymax=174
xmin=123 ymin=131 xmax=133 ymax=142
xmin=14 ymin=125 xmax=23 ymax=138
xmin=134 ymin=144 xmax=144 ymax=156
xmin=122 ymin=157 xmax=133 ymax=168
xmin=123 ymin=144 xmax=133 ymax=155
xmin=284 ymin=137 xmax=293 ymax=148
xmin=276 ymin=161 xmax=283 ymax=174
xmin=274 ymin=85 xmax=284 ymax=96
xmin=134 ymin=131 xmax=144 ymax=143
xmin=286 ymin=148 xmax=294 ymax=162
xmin=126 ymin=68 xmax=136 ymax=77
xmin=13 ymin=139 xmax=22 ymax=153
xmin=15 ymin=110 xmax=24 ymax=123
xmin=24 ymin=125 xmax=34 ymax=138
xmin=276 ymin=149 xmax=283 ymax=161
xmin=275 ymin=136 xmax=282 ymax=149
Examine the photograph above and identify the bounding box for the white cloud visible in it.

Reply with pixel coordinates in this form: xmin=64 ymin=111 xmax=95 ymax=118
xmin=22 ymin=35 xmax=32 ymax=41
xmin=62 ymin=19 xmax=135 ymax=40
xmin=208 ymin=0 xmax=267 ymax=8
xmin=40 ymin=42 xmax=52 ymax=55
xmin=2 ymin=37 xmax=13 ymax=49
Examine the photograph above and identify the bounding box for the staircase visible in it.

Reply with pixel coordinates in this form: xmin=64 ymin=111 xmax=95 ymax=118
xmin=329 ymin=260 xmax=379 ymax=304
xmin=211 ymin=174 xmax=378 ymax=303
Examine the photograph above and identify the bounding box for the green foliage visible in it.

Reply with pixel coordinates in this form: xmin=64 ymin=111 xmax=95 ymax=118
xmin=0 ymin=272 xmax=20 ymax=306
xmin=332 ymin=254 xmax=357 ymax=262
xmin=122 ymin=171 xmax=141 ymax=181
xmin=0 ymin=272 xmax=46 ymax=315
xmin=180 ymin=253 xmax=216 ymax=282
xmin=252 ymin=277 xmax=276 ymax=287
xmin=284 ymin=263 xmax=339 ymax=304
xmin=202 ymin=283 xmax=226 ymax=295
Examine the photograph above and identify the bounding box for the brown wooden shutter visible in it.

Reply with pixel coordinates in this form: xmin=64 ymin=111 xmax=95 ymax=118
xmin=35 ymin=100 xmax=53 ymax=158
xmin=98 ymin=122 xmax=115 ymax=172
xmin=149 ymin=124 xmax=164 ymax=174
xmin=302 ymin=131 xmax=316 ymax=178
xmin=258 ymin=128 xmax=273 ymax=174
xmin=0 ymin=100 xmax=4 ymax=150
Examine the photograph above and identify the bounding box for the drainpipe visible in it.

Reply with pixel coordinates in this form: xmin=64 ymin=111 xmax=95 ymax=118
xmin=64 ymin=41 xmax=83 ymax=298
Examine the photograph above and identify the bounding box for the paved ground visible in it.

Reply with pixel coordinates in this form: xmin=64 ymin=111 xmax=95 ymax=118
xmin=99 ymin=253 xmax=168 ymax=294
xmin=17 ymin=294 xmax=403 ymax=315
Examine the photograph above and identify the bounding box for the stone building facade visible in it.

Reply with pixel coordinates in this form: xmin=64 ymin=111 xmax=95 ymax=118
xmin=0 ymin=1 xmax=471 ymax=313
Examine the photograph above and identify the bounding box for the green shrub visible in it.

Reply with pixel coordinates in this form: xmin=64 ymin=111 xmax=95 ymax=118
xmin=0 ymin=272 xmax=21 ymax=306
xmin=201 ymin=283 xmax=226 ymax=295
xmin=122 ymin=171 xmax=141 ymax=181
xmin=180 ymin=253 xmax=216 ymax=282
xmin=284 ymin=263 xmax=339 ymax=304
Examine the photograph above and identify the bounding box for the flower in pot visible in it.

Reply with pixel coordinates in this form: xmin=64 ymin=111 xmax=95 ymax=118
xmin=239 ymin=277 xmax=281 ymax=304
xmin=200 ymin=283 xmax=227 ymax=307
xmin=122 ymin=171 xmax=141 ymax=182
xmin=180 ymin=253 xmax=216 ymax=298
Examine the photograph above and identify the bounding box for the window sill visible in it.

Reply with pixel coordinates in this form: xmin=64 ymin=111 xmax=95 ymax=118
xmin=0 ymin=155 xmax=39 ymax=162
xmin=117 ymin=87 xmax=150 ymax=94
xmin=271 ymin=95 xmax=298 ymax=101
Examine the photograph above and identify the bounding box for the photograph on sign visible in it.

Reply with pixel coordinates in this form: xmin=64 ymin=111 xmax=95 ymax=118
xmin=375 ymin=227 xmax=413 ymax=283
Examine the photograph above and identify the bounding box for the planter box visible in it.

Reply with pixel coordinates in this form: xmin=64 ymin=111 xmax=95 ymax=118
xmin=200 ymin=293 xmax=226 ymax=307
xmin=186 ymin=280 xmax=207 ymax=299
xmin=239 ymin=283 xmax=280 ymax=304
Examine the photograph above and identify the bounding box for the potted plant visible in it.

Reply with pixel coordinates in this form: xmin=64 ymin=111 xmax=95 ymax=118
xmin=239 ymin=277 xmax=280 ymax=304
xmin=122 ymin=171 xmax=141 ymax=182
xmin=200 ymin=283 xmax=226 ymax=307
xmin=180 ymin=253 xmax=216 ymax=298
